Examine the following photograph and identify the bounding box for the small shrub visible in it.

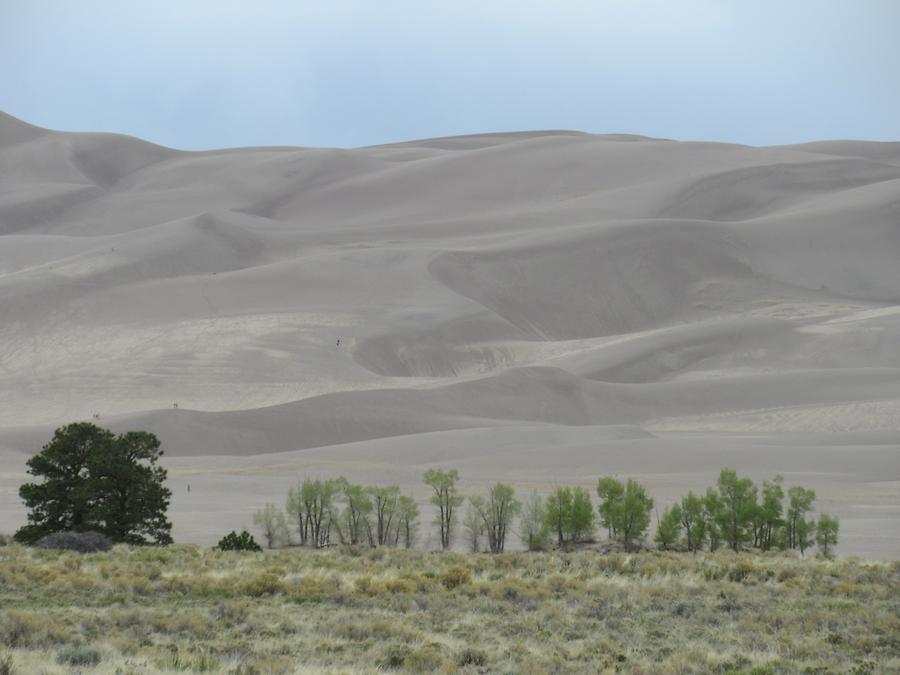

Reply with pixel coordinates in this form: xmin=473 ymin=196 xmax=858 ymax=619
xmin=458 ymin=647 xmax=488 ymax=667
xmin=34 ymin=531 xmax=111 ymax=553
xmin=238 ymin=572 xmax=283 ymax=597
xmin=217 ymin=530 xmax=262 ymax=552
xmin=354 ymin=575 xmax=376 ymax=595
xmin=384 ymin=578 xmax=415 ymax=594
xmin=57 ymin=645 xmax=101 ymax=667
xmin=405 ymin=644 xmax=445 ymax=671
xmin=749 ymin=668 xmax=777 ymax=675
xmin=378 ymin=644 xmax=411 ymax=669
xmin=727 ymin=560 xmax=757 ymax=583
xmin=213 ymin=600 xmax=252 ymax=624
xmin=776 ymin=566 xmax=798 ymax=583
xmin=701 ymin=563 xmax=725 ymax=582
xmin=0 ymin=610 xmax=73 ymax=648
xmin=155 ymin=651 xmax=221 ymax=672
xmin=441 ymin=565 xmax=471 ymax=590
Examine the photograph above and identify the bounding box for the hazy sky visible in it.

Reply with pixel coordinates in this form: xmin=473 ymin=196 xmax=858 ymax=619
xmin=1 ymin=0 xmax=898 ymax=149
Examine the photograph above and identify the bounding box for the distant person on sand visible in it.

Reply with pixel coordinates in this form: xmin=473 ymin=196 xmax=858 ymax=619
xmin=336 ymin=338 xmax=341 ymax=347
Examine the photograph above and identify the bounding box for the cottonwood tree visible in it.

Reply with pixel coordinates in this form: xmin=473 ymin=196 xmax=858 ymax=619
xmin=393 ymin=495 xmax=419 ymax=549
xmin=16 ymin=423 xmax=172 ymax=545
xmin=423 ymin=468 xmax=464 ymax=550
xmin=311 ymin=479 xmax=338 ymax=547
xmin=678 ymin=491 xmax=706 ymax=552
xmin=286 ymin=478 xmax=338 ymax=547
xmin=786 ymin=486 xmax=816 ymax=551
xmin=469 ymin=483 xmax=521 ymax=553
xmin=654 ymin=504 xmax=682 ymax=551
xmin=596 ymin=477 xmax=654 ymax=551
xmin=715 ymin=469 xmax=758 ymax=552
xmin=286 ymin=482 xmax=309 ymax=545
xmin=815 ymin=514 xmax=839 ymax=558
xmin=545 ymin=486 xmax=593 ymax=548
xmin=619 ymin=479 xmax=654 ymax=551
xmin=333 ymin=479 xmax=373 ymax=546
xmin=596 ymin=476 xmax=625 ymax=539
xmin=757 ymin=476 xmax=785 ymax=551
xmin=368 ymin=485 xmax=401 ymax=546
xmin=252 ymin=503 xmax=287 ymax=549
xmin=519 ymin=490 xmax=550 ymax=551
xmin=568 ymin=487 xmax=594 ymax=543
xmin=462 ymin=501 xmax=483 ymax=553
xmin=703 ymin=488 xmax=724 ymax=551
xmin=796 ymin=513 xmax=816 ymax=555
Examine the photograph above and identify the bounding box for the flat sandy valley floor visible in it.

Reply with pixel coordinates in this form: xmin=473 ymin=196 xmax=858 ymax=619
xmin=1 ymin=112 xmax=898 ymax=557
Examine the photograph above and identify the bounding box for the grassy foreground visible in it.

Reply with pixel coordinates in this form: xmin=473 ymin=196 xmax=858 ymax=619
xmin=0 ymin=545 xmax=898 ymax=674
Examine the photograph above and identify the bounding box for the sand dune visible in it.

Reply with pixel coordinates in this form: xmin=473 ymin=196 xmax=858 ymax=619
xmin=0 ymin=112 xmax=897 ymax=556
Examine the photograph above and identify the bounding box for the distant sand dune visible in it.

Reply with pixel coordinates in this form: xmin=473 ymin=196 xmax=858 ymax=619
xmin=0 ymin=112 xmax=897 ymax=556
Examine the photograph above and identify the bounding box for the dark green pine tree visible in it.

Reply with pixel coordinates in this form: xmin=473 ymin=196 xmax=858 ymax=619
xmin=92 ymin=431 xmax=173 ymax=545
xmin=15 ymin=423 xmax=172 ymax=545
xmin=15 ymin=423 xmax=113 ymax=543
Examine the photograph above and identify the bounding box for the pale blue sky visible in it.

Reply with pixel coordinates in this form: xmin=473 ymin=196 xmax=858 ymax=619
xmin=1 ymin=0 xmax=898 ymax=149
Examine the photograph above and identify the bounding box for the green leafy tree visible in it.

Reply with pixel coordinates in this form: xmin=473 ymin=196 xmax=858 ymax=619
xmin=678 ymin=491 xmax=706 ymax=552
xmin=545 ymin=487 xmax=573 ymax=548
xmin=469 ymin=483 xmax=521 ymax=553
xmin=715 ymin=469 xmax=758 ymax=552
xmin=393 ymin=495 xmax=419 ymax=549
xmin=252 ymin=503 xmax=287 ymax=549
xmin=796 ymin=516 xmax=815 ymax=555
xmin=545 ymin=486 xmax=593 ymax=548
xmin=786 ymin=486 xmax=816 ymax=550
xmin=462 ymin=501 xmax=483 ymax=553
xmin=520 ymin=490 xmax=550 ymax=551
xmin=654 ymin=504 xmax=683 ymax=550
xmin=304 ymin=478 xmax=339 ymax=547
xmin=618 ymin=479 xmax=654 ymax=551
xmin=423 ymin=468 xmax=464 ymax=550
xmin=596 ymin=476 xmax=625 ymax=539
xmin=815 ymin=514 xmax=839 ymax=558
xmin=367 ymin=485 xmax=401 ymax=546
xmin=569 ymin=487 xmax=595 ymax=544
xmin=703 ymin=488 xmax=724 ymax=551
xmin=286 ymin=483 xmax=305 ymax=544
xmin=333 ymin=479 xmax=374 ymax=546
xmin=758 ymin=476 xmax=785 ymax=551
xmin=15 ymin=423 xmax=172 ymax=545
xmin=596 ymin=477 xmax=654 ymax=551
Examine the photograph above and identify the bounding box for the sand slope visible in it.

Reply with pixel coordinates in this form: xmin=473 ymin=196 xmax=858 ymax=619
xmin=0 ymin=112 xmax=897 ymax=556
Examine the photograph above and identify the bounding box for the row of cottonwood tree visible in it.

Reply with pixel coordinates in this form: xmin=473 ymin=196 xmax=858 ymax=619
xmin=253 ymin=468 xmax=840 ymax=557
xmin=9 ymin=424 xmax=838 ymax=557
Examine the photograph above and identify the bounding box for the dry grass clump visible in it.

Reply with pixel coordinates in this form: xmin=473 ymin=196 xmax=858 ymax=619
xmin=0 ymin=544 xmax=897 ymax=672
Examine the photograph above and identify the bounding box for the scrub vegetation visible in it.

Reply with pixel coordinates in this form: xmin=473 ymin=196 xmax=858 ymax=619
xmin=0 ymin=544 xmax=897 ymax=673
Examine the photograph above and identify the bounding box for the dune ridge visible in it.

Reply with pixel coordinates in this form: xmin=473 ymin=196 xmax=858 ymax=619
xmin=0 ymin=112 xmax=897 ymax=556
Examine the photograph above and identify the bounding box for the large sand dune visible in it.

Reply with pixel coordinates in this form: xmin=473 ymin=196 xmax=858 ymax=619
xmin=0 ymin=111 xmax=897 ymax=556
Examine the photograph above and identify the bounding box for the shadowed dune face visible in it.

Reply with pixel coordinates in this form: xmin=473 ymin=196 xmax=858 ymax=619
xmin=429 ymin=222 xmax=757 ymax=339
xmin=0 ymin=112 xmax=898 ymax=556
